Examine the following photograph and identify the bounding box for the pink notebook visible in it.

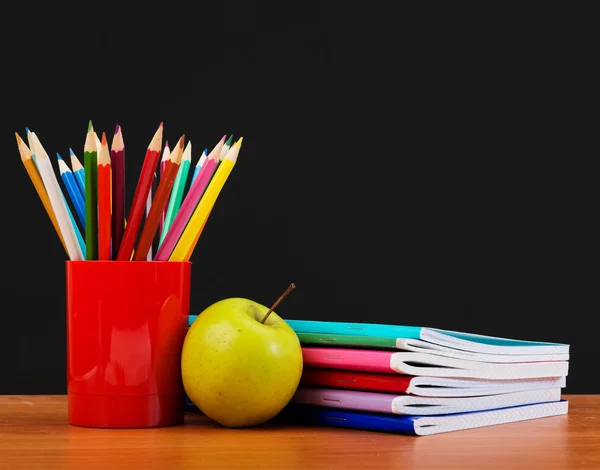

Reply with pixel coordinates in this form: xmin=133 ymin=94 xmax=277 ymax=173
xmin=301 ymin=347 xmax=569 ymax=380
xmin=292 ymin=387 xmax=562 ymax=415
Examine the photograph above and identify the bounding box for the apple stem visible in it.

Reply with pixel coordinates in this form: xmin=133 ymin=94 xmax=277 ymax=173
xmin=260 ymin=283 xmax=296 ymax=324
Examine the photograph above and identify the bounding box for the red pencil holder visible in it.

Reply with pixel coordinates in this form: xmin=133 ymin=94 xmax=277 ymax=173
xmin=66 ymin=261 xmax=191 ymax=428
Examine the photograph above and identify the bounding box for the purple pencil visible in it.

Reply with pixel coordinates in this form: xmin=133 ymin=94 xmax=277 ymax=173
xmin=153 ymin=135 xmax=225 ymax=260
xmin=110 ymin=124 xmax=125 ymax=259
xmin=151 ymin=169 xmax=160 ymax=256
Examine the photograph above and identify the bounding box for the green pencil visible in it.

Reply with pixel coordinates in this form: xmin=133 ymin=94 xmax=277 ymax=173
xmin=219 ymin=134 xmax=234 ymax=162
xmin=160 ymin=140 xmax=192 ymax=244
xmin=84 ymin=120 xmax=98 ymax=259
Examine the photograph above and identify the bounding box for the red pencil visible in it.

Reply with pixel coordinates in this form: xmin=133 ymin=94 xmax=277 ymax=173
xmin=133 ymin=136 xmax=184 ymax=261
xmin=111 ymin=124 xmax=125 ymax=260
xmin=117 ymin=122 xmax=163 ymax=260
xmin=97 ymin=132 xmax=112 ymax=260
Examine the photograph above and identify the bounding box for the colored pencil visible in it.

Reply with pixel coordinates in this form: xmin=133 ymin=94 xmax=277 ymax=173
xmin=25 ymin=127 xmax=33 ymax=146
xmin=168 ymin=137 xmax=241 ymax=262
xmin=111 ymin=124 xmax=125 ymax=260
xmin=159 ymin=141 xmax=170 ymax=233
xmin=190 ymin=147 xmax=208 ymax=185
xmin=219 ymin=134 xmax=234 ymax=161
xmin=69 ymin=148 xmax=85 ymax=197
xmin=145 ymin=171 xmax=156 ymax=260
xmin=133 ymin=136 xmax=184 ymax=261
xmin=152 ymin=170 xmax=162 ymax=256
xmin=160 ymin=140 xmax=192 ymax=245
xmin=180 ymin=140 xmax=242 ymax=262
xmin=65 ymin=198 xmax=86 ymax=258
xmin=117 ymin=123 xmax=164 ymax=260
xmin=154 ymin=136 xmax=224 ymax=260
xmin=160 ymin=140 xmax=170 ymax=178
xmin=26 ymin=128 xmax=36 ymax=161
xmin=16 ymin=133 xmax=68 ymax=254
xmin=30 ymin=132 xmax=84 ymax=260
xmin=30 ymin=132 xmax=86 ymax=257
xmin=97 ymin=133 xmax=112 ymax=260
xmin=84 ymin=121 xmax=98 ymax=260
xmin=57 ymin=153 xmax=86 ymax=229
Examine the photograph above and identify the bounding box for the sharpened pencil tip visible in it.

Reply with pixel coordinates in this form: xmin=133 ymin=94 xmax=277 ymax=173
xmin=159 ymin=122 xmax=164 ymax=128
xmin=56 ymin=152 xmax=63 ymax=160
xmin=165 ymin=140 xmax=169 ymax=149
xmin=203 ymin=148 xmax=208 ymax=155
xmin=115 ymin=123 xmax=121 ymax=134
xmin=25 ymin=127 xmax=31 ymax=135
xmin=225 ymin=134 xmax=234 ymax=147
xmin=88 ymin=120 xmax=93 ymax=132
xmin=221 ymin=134 xmax=227 ymax=142
xmin=236 ymin=137 xmax=243 ymax=147
xmin=15 ymin=132 xmax=25 ymax=147
xmin=101 ymin=132 xmax=107 ymax=146
xmin=69 ymin=148 xmax=75 ymax=157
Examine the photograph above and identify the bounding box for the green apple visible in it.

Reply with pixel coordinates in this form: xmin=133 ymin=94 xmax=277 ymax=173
xmin=181 ymin=294 xmax=303 ymax=428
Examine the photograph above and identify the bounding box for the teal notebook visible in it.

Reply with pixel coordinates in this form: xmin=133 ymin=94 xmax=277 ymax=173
xmin=284 ymin=319 xmax=570 ymax=356
xmin=187 ymin=316 xmax=569 ymax=355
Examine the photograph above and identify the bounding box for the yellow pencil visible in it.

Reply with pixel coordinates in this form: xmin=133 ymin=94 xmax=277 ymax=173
xmin=169 ymin=138 xmax=242 ymax=262
xmin=181 ymin=208 xmax=211 ymax=261
xmin=16 ymin=133 xmax=68 ymax=254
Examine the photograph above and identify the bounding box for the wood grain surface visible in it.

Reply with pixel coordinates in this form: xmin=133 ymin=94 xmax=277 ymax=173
xmin=0 ymin=395 xmax=598 ymax=469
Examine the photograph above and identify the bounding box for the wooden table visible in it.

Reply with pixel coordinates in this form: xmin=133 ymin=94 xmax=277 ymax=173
xmin=0 ymin=395 xmax=599 ymax=469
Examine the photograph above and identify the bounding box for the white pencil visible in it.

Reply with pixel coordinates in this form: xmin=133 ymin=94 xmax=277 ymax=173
xmin=160 ymin=140 xmax=171 ymax=176
xmin=26 ymin=128 xmax=36 ymax=157
xmin=159 ymin=141 xmax=171 ymax=232
xmin=30 ymin=133 xmax=84 ymax=260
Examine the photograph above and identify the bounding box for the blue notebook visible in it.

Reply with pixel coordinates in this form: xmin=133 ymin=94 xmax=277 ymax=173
xmin=281 ymin=400 xmax=569 ymax=436
xmin=185 ymin=395 xmax=198 ymax=412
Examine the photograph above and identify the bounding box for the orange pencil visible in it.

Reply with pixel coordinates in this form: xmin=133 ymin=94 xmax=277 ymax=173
xmin=97 ymin=133 xmax=112 ymax=260
xmin=133 ymin=136 xmax=185 ymax=261
xmin=16 ymin=133 xmax=68 ymax=254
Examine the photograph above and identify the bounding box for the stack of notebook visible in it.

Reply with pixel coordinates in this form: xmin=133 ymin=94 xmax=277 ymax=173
xmin=281 ymin=320 xmax=570 ymax=436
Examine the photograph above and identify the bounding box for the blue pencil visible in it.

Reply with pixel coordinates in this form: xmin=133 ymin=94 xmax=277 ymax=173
xmin=57 ymin=153 xmax=86 ymax=228
xmin=69 ymin=148 xmax=85 ymax=197
xmin=190 ymin=148 xmax=208 ymax=185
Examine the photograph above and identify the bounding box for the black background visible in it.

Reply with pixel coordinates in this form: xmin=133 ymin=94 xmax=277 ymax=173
xmin=0 ymin=2 xmax=595 ymax=393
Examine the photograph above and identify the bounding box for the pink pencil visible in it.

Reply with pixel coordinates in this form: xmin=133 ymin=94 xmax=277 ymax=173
xmin=154 ymin=135 xmax=225 ymax=260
